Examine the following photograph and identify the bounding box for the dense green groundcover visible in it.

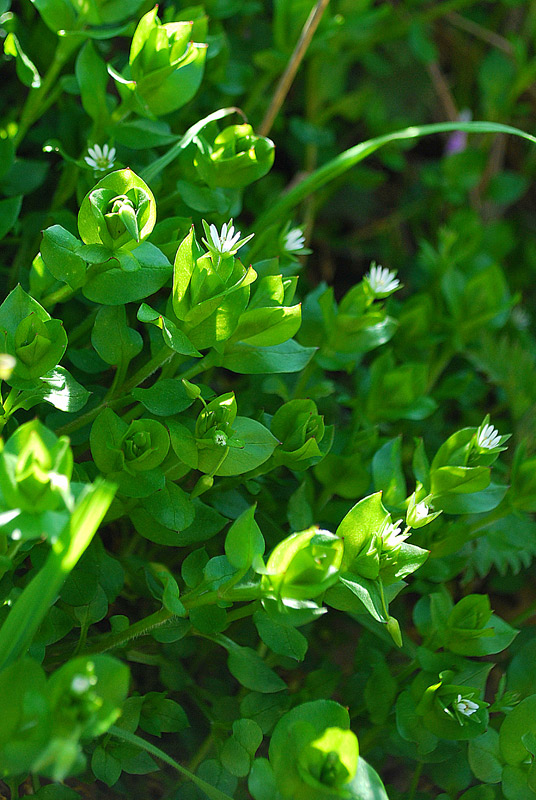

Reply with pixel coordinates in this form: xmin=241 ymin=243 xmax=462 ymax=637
xmin=1 ymin=1 xmax=536 ymax=798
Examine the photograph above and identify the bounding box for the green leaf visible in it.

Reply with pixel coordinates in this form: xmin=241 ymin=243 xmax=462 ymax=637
xmin=40 ymin=225 xmax=86 ymax=290
xmin=256 ymin=120 xmax=536 ymax=233
xmin=140 ymin=694 xmax=189 ymax=736
xmin=253 ymin=610 xmax=308 ymax=661
xmin=4 ymin=32 xmax=41 ymax=88
xmin=222 ymin=340 xmax=316 ymax=374
xmin=202 ymin=417 xmax=278 ymax=476
xmin=434 ymin=483 xmax=508 ymax=515
xmin=137 ymin=304 xmax=201 ymax=356
xmin=220 ymin=718 xmax=263 ymax=778
xmin=225 ymin=505 xmax=265 ymax=570
xmin=92 ymin=305 xmax=143 ymax=366
xmin=132 ymin=379 xmax=194 ymax=416
xmin=215 ymin=635 xmax=286 ymax=693
xmin=346 ymin=756 xmax=390 ymax=800
xmin=372 ymin=437 xmax=407 ymax=508
xmin=468 ymin=728 xmax=503 ymax=784
xmin=338 ymin=574 xmax=388 ymax=623
xmin=91 ymin=745 xmax=123 ymax=786
xmin=431 ymin=465 xmax=490 ymax=495
xmin=502 ymin=764 xmax=536 ymax=800
xmin=0 ymin=479 xmax=115 ymax=670
xmin=39 ymin=366 xmax=90 ymax=412
xmin=337 ymin=492 xmax=388 ymax=571
xmin=75 ymin=41 xmax=109 ymax=125
xmin=500 ymin=694 xmax=536 ymax=765
xmin=0 ymin=195 xmax=22 ymax=241
xmin=141 ymin=480 xmax=195 ymax=530
xmin=83 ymin=242 xmax=171 ymax=305
xmin=29 ymin=0 xmax=77 ymax=33
xmin=240 ymin=693 xmax=291 ymax=735
xmin=248 ymin=758 xmax=278 ymax=800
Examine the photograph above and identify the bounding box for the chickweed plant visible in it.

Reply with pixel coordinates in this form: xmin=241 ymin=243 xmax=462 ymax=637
xmin=1 ymin=2 xmax=536 ymax=799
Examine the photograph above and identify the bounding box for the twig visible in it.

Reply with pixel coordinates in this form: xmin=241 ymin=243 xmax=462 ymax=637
xmin=426 ymin=61 xmax=458 ymax=121
xmin=446 ymin=11 xmax=514 ymax=54
xmin=258 ymin=0 xmax=330 ymax=137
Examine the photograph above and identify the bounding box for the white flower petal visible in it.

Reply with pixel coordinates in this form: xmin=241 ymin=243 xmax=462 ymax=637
xmin=477 ymin=423 xmax=502 ymax=450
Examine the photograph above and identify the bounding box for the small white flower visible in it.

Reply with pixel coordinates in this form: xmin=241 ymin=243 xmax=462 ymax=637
xmin=511 ymin=307 xmax=530 ymax=330
xmin=365 ymin=263 xmax=400 ymax=296
xmin=201 ymin=219 xmax=254 ymax=258
xmin=477 ymin=423 xmax=502 ymax=450
xmin=454 ymin=694 xmax=479 ymax=717
xmin=84 ymin=143 xmax=116 ymax=171
xmin=214 ymin=431 xmax=228 ymax=447
xmin=380 ymin=518 xmax=408 ymax=549
xmin=70 ymin=674 xmax=95 ymax=695
xmin=414 ymin=502 xmax=430 ymax=522
xmin=0 ymin=353 xmax=16 ymax=380
xmin=283 ymin=228 xmax=306 ymax=253
xmin=209 ymin=221 xmax=241 ymax=254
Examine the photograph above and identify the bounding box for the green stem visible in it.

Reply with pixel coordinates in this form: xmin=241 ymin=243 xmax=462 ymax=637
xmin=54 ymin=345 xmax=177 ymax=437
xmin=14 ymin=39 xmax=78 ymax=148
xmin=510 ymin=598 xmax=536 ymax=627
xmin=254 ymin=121 xmax=536 ymax=235
xmin=67 ymin=309 xmax=98 ymax=346
xmin=7 ymin=778 xmax=20 ymax=800
xmin=79 ymin=584 xmax=262 ymax=656
xmin=108 ymin=727 xmax=234 ymax=800
xmin=187 ymin=733 xmax=214 ymax=776
xmin=40 ymin=284 xmax=75 ymax=309
xmin=408 ymin=761 xmax=423 ymax=800
xmin=54 ymin=394 xmax=131 ymax=437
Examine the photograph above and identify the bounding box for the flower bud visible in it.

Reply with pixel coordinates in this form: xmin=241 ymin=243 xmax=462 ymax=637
xmin=262 ymin=527 xmax=343 ymax=603
xmin=78 ymin=169 xmax=156 ymax=252
xmin=11 ymin=312 xmax=67 ymax=382
xmin=194 ymin=124 xmax=275 ymax=189
xmin=271 ymin=399 xmax=331 ymax=470
xmin=129 ymin=8 xmax=207 ymax=116
xmin=0 ymin=421 xmax=73 ymax=523
xmin=415 ymin=670 xmax=488 ymax=740
xmin=269 ymin=700 xmax=359 ymax=800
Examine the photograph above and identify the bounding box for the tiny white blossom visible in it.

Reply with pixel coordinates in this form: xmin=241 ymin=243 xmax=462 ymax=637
xmin=454 ymin=694 xmax=479 ymax=717
xmin=365 ymin=264 xmax=400 ymax=296
xmin=84 ymin=143 xmax=116 ymax=171
xmin=284 ymin=228 xmax=306 ymax=253
xmin=209 ymin=221 xmax=242 ymax=254
xmin=0 ymin=353 xmax=16 ymax=380
xmin=214 ymin=431 xmax=228 ymax=447
xmin=380 ymin=518 xmax=408 ymax=549
xmin=511 ymin=307 xmax=530 ymax=330
xmin=414 ymin=502 xmax=430 ymax=522
xmin=70 ymin=674 xmax=94 ymax=695
xmin=201 ymin=219 xmax=254 ymax=258
xmin=477 ymin=423 xmax=502 ymax=450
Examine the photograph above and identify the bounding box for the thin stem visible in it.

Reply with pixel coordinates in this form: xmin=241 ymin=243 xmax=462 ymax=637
xmin=510 ymin=598 xmax=536 ymax=627
xmin=254 ymin=121 xmax=536 ymax=235
xmin=54 ymin=345 xmax=178 ymax=437
xmin=187 ymin=733 xmax=214 ymax=776
xmin=7 ymin=778 xmax=19 ymax=800
xmin=77 ymin=584 xmax=262 ymax=656
xmin=408 ymin=761 xmax=423 ymax=800
xmin=54 ymin=394 xmax=130 ymax=437
xmin=40 ymin=284 xmax=75 ymax=309
xmin=258 ymin=0 xmax=331 ymax=137
xmin=108 ymin=727 xmax=234 ymax=800
xmin=14 ymin=39 xmax=78 ymax=148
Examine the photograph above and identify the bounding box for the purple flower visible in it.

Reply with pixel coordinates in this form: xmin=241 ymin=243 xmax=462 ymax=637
xmin=444 ymin=110 xmax=472 ymax=155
